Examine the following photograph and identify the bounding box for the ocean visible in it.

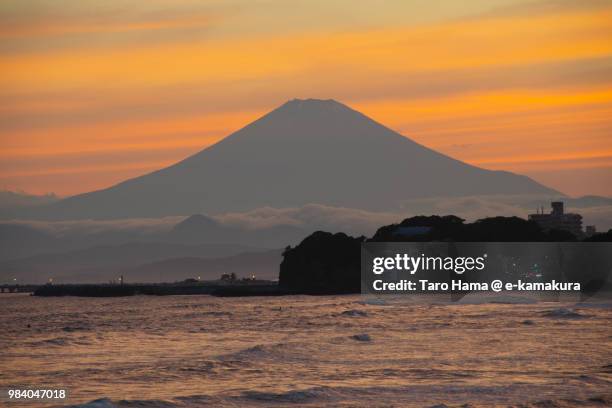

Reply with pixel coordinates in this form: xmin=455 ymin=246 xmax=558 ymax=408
xmin=1 ymin=293 xmax=611 ymax=407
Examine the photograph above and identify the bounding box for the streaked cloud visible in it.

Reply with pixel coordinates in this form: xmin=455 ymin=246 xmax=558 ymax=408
xmin=0 ymin=0 xmax=611 ymax=196
xmin=5 ymin=200 xmax=612 ymax=238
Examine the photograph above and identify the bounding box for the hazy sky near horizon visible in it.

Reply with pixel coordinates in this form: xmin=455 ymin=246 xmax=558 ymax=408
xmin=1 ymin=0 xmax=611 ymax=197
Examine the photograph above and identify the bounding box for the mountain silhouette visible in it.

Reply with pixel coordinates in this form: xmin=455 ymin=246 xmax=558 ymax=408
xmin=31 ymin=99 xmax=559 ymax=219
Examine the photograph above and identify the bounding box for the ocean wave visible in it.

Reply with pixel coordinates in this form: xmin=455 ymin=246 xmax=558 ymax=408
xmin=215 ymin=342 xmax=292 ymax=362
xmin=541 ymin=308 xmax=586 ymax=319
xmin=575 ymin=300 xmax=612 ymax=309
xmin=356 ymin=298 xmax=388 ymax=306
xmin=351 ymin=333 xmax=372 ymax=342
xmin=27 ymin=336 xmax=72 ymax=347
xmin=182 ymin=311 xmax=232 ymax=319
xmin=59 ymin=387 xmax=612 ymax=408
xmin=238 ymin=387 xmax=333 ymax=404
xmin=65 ymin=398 xmax=178 ymax=408
xmin=65 ymin=398 xmax=117 ymax=408
xmin=455 ymin=294 xmax=538 ymax=304
xmin=517 ymin=394 xmax=612 ymax=407
xmin=340 ymin=309 xmax=368 ymax=317
xmin=62 ymin=324 xmax=92 ymax=332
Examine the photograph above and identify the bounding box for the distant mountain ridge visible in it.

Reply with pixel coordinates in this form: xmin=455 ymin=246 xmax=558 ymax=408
xmin=15 ymin=99 xmax=560 ymax=220
xmin=0 ymin=214 xmax=305 ymax=262
xmin=122 ymin=249 xmax=282 ymax=283
xmin=0 ymin=191 xmax=59 ymax=218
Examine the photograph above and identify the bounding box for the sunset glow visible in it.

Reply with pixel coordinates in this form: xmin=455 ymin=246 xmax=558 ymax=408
xmin=1 ymin=0 xmax=611 ymax=196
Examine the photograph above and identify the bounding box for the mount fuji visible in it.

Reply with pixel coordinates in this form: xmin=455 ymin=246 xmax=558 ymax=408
xmin=27 ymin=99 xmax=559 ymax=220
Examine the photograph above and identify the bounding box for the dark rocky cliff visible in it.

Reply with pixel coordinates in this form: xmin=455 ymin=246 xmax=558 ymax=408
xmin=279 ymin=231 xmax=365 ymax=294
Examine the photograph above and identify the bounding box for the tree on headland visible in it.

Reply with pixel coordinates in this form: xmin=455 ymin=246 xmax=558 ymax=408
xmin=370 ymin=215 xmax=578 ymax=242
xmin=279 ymin=215 xmax=609 ymax=294
xmin=279 ymin=231 xmax=364 ymax=294
xmin=584 ymin=229 xmax=612 ymax=242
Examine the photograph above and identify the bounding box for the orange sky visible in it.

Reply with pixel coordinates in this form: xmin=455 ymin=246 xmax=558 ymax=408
xmin=1 ymin=0 xmax=611 ymax=197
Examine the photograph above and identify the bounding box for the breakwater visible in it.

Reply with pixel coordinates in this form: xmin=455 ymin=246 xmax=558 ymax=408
xmin=33 ymin=281 xmax=287 ymax=297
